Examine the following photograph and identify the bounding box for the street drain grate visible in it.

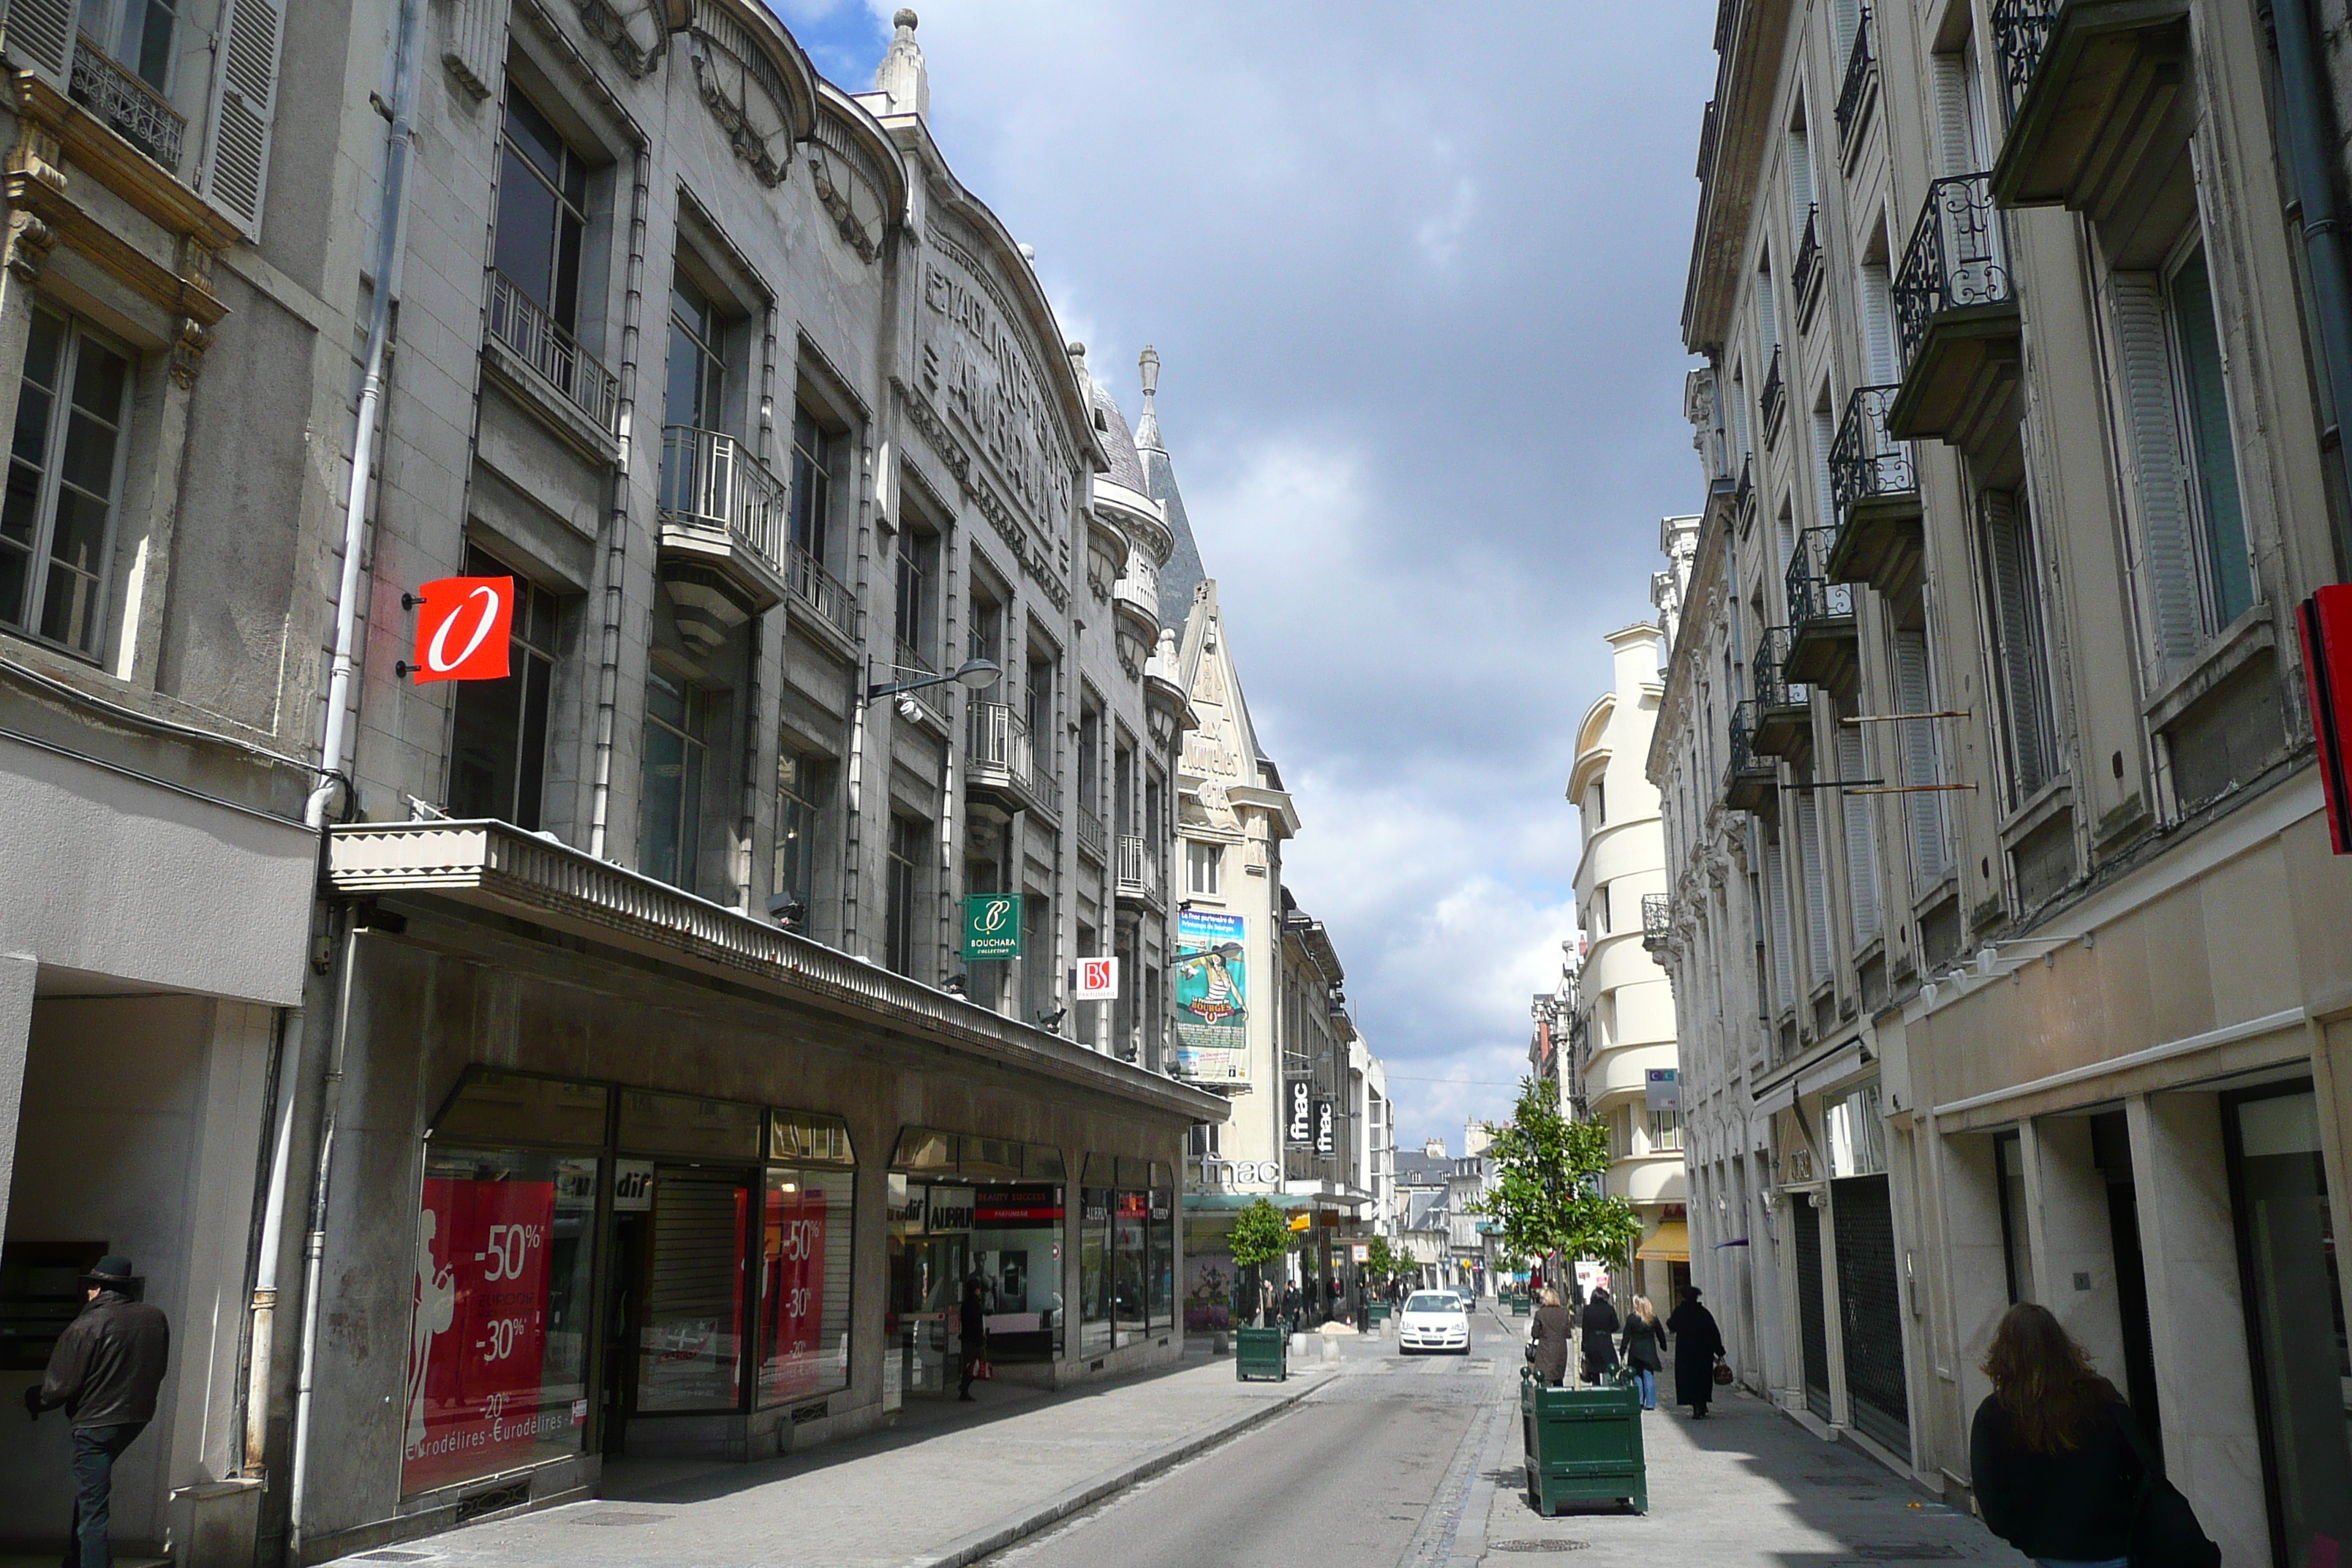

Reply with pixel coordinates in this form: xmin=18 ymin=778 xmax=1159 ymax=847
xmin=356 ymin=1555 xmax=431 ymax=1564
xmin=1492 ymin=1540 xmax=1589 ymax=1553
xmin=1845 ymin=1546 xmax=1963 ymax=1561
xmin=581 ymin=1512 xmax=668 ymax=1527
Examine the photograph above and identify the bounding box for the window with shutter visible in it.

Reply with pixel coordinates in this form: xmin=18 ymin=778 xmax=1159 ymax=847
xmin=1811 ymin=404 xmax=1837 ymax=533
xmin=1861 ymin=260 xmax=1897 ymax=382
xmin=1795 ymin=791 xmax=1833 ymax=979
xmin=197 ymin=0 xmax=284 ymax=240
xmin=1838 ymin=724 xmax=1882 ymax=941
xmin=1765 ymin=834 xmax=1796 ymax=1011
xmin=2110 ymin=271 xmax=2204 ymax=674
xmin=2167 ymin=251 xmax=2253 ymax=626
xmin=1893 ymin=628 xmax=1950 ymax=884
xmin=1787 ymin=124 xmax=1814 ymax=230
xmin=1980 ymin=490 xmax=2059 ymax=802
xmin=9 ymin=0 xmax=78 ymax=86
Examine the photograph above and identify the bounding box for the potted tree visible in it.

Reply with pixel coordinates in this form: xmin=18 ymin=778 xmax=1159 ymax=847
xmin=1229 ymin=1196 xmax=1294 ymax=1381
xmin=1362 ymin=1236 xmax=1400 ymax=1327
xmin=1475 ymin=1076 xmax=1648 ymax=1515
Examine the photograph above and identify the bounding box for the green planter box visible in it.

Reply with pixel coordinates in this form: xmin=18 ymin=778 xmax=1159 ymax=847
xmin=1521 ymin=1368 xmax=1646 ymax=1515
xmin=1511 ymin=1295 xmax=1531 ymax=1316
xmin=1235 ymin=1325 xmax=1287 ymax=1382
xmin=1365 ymin=1302 xmax=1390 ymax=1325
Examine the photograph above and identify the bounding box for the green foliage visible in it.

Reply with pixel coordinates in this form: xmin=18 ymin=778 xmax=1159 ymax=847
xmin=1228 ymin=1196 xmax=1294 ymax=1269
xmin=1472 ymin=1075 xmax=1644 ymax=1270
xmin=1362 ymin=1235 xmax=1400 ymax=1283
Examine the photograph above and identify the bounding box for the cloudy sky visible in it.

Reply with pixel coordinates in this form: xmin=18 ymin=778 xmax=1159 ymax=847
xmin=774 ymin=1 xmax=1714 ymax=1149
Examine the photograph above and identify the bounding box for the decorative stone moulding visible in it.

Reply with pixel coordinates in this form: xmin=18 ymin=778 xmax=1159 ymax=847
xmin=576 ymin=0 xmax=670 ymax=80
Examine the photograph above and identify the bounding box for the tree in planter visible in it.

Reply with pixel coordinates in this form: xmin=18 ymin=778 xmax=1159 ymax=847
xmin=1227 ymin=1196 xmax=1294 ymax=1327
xmin=1473 ymin=1075 xmax=1642 ymax=1302
xmin=1362 ymin=1235 xmax=1400 ymax=1291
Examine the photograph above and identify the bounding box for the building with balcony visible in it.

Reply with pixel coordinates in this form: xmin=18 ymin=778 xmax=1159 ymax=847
xmin=1653 ymin=0 xmax=2352 ymax=1554
xmin=1567 ymin=622 xmax=1689 ymax=1310
xmin=0 ymin=5 xmax=1240 ymax=1560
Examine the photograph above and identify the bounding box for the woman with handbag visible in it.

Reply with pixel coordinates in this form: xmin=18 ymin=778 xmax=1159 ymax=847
xmin=1619 ymin=1294 xmax=1666 ymax=1411
xmin=1665 ymin=1285 xmax=1726 ymax=1418
xmin=1970 ymin=1303 xmax=2217 ymax=1568
xmin=1526 ymin=1288 xmax=1574 ymax=1387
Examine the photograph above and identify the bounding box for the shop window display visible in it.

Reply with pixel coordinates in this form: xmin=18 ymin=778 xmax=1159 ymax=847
xmin=891 ymin=1128 xmax=1071 ymax=1385
xmin=1079 ymin=1186 xmax=1112 ymax=1355
xmin=758 ymin=1166 xmax=852 ymax=1403
xmin=404 ymin=1145 xmax=598 ymax=1496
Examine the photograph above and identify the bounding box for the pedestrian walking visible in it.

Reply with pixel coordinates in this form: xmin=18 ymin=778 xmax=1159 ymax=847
xmin=1970 ymin=1302 xmax=2217 ymax=1568
xmin=23 ymin=1254 xmax=169 ymax=1568
xmin=1665 ymin=1285 xmax=1725 ymax=1417
xmin=957 ymin=1277 xmax=988 ymax=1401
xmin=1580 ymin=1285 xmax=1621 ymax=1382
xmin=1619 ymin=1294 xmax=1665 ymax=1410
xmin=1526 ymin=1288 xmax=1574 ymax=1387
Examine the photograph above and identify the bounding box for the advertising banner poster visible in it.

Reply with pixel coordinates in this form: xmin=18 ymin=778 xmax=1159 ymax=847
xmin=1173 ymin=910 xmax=1248 ymax=1082
xmin=962 ymin=894 xmax=1022 ymax=960
xmin=761 ymin=1180 xmax=827 ymax=1401
xmin=402 ymin=1177 xmax=558 ymax=1494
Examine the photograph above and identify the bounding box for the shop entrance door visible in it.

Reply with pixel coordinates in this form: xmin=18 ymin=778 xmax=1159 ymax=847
xmin=1791 ymin=1198 xmax=1832 ymax=1421
xmin=891 ymin=1235 xmax=967 ymax=1397
xmin=2090 ymin=1110 xmax=2160 ymax=1446
xmin=1831 ymin=1173 xmax=1910 ymax=1455
xmin=601 ymin=1168 xmax=754 ymax=1452
xmin=600 ymin=1210 xmax=647 ymax=1456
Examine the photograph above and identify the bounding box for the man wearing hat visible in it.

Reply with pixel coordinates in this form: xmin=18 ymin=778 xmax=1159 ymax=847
xmin=23 ymin=1254 xmax=170 ymax=1568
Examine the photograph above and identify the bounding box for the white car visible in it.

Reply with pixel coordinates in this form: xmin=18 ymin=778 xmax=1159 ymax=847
xmin=1398 ymin=1290 xmax=1471 ymax=1354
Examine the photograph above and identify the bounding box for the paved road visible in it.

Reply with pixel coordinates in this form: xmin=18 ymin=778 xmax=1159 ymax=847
xmin=987 ymin=1315 xmax=1511 ymax=1568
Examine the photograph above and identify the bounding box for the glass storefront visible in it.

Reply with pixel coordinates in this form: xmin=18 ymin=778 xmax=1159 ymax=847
xmin=889 ymin=1128 xmax=1068 ymax=1393
xmin=1079 ymin=1156 xmax=1176 ymax=1350
xmin=2225 ymin=1083 xmax=2351 ymax=1568
xmin=404 ymin=1072 xmax=854 ymax=1496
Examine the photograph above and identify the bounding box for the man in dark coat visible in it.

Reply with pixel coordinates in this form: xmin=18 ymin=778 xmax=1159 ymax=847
xmin=1665 ymin=1285 xmax=1727 ymax=1417
xmin=957 ymin=1277 xmax=987 ymax=1401
xmin=1580 ymin=1286 xmax=1622 ymax=1382
xmin=25 ymin=1254 xmax=170 ymax=1568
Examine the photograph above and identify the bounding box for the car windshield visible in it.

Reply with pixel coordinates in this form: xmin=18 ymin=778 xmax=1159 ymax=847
xmin=1405 ymin=1293 xmax=1457 ymax=1313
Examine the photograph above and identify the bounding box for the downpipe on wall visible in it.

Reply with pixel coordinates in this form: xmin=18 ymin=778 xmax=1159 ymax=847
xmin=304 ymin=0 xmax=423 ymax=829
xmin=2268 ymin=0 xmax=2352 ymax=578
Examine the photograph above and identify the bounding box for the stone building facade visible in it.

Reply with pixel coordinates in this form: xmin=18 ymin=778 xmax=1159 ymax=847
xmin=1567 ymin=621 xmax=1689 ymax=1308
xmin=0 ymin=3 xmax=1229 ymax=1560
xmin=1652 ymin=0 xmax=2352 ymax=1556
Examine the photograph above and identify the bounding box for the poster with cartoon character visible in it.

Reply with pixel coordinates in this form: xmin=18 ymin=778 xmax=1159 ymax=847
xmin=402 ymin=1176 xmax=557 ymax=1493
xmin=1173 ymin=910 xmax=1248 ymax=1083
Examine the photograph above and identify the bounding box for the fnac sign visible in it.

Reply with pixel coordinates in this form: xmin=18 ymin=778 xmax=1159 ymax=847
xmin=408 ymin=577 xmax=513 ymax=683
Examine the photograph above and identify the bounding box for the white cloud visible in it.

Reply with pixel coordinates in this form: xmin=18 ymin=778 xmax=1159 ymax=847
xmin=810 ymin=0 xmax=1711 ymax=1137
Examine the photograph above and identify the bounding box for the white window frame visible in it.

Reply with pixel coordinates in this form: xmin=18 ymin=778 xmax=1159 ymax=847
xmin=1 ymin=307 xmax=135 ymax=660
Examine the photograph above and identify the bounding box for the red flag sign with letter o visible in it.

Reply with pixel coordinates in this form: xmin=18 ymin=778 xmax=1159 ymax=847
xmin=412 ymin=577 xmax=513 ymax=683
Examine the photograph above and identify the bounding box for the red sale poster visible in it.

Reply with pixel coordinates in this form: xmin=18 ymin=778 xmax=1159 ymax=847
xmin=402 ymin=1177 xmax=557 ymax=1494
xmin=761 ymin=1181 xmax=827 ymax=1401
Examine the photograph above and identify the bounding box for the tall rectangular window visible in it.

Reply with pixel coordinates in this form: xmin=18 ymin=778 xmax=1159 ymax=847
xmin=1893 ymin=627 xmax=1951 ymax=885
xmin=1980 ymin=491 xmax=2059 ymax=803
xmin=448 ymin=545 xmax=559 ymax=828
xmin=1019 ymin=893 xmax=1052 ymax=1024
xmin=1836 ymin=723 xmax=1882 ymax=943
xmin=93 ymin=0 xmax=178 ymax=91
xmin=885 ymin=814 xmax=926 ymax=978
xmin=1994 ymin=1130 xmax=2035 ymax=1304
xmin=665 ymin=274 xmax=725 ymax=433
xmin=1794 ymin=791 xmax=1833 ymax=979
xmin=1186 ymin=841 xmax=1224 ymax=897
xmin=494 ymin=91 xmax=587 ymax=333
xmin=2170 ymin=252 xmax=2252 ymax=626
xmin=1025 ymin=650 xmax=1055 ymax=779
xmin=1 ymin=309 xmax=131 ymax=657
xmin=772 ymin=745 xmax=826 ymax=919
xmin=789 ymin=405 xmax=833 ymax=565
xmin=640 ymin=670 xmax=707 ymax=891
xmin=894 ymin=527 xmax=937 ymax=667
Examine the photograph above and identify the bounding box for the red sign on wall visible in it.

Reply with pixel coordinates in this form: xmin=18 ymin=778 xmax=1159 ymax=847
xmin=2299 ymin=586 xmax=2352 ymax=853
xmin=409 ymin=576 xmax=513 ymax=683
xmin=402 ymin=1177 xmax=557 ymax=1494
xmin=760 ymin=1183 xmax=827 ymax=1401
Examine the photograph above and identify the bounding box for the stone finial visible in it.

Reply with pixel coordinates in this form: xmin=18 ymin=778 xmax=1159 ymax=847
xmin=874 ymin=7 xmax=929 ymax=118
xmin=1135 ymin=345 xmax=1162 ymax=450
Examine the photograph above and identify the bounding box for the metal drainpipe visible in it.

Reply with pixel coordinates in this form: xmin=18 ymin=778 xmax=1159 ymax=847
xmin=305 ymin=0 xmax=423 ymax=829
xmin=285 ymin=914 xmax=359 ymax=1558
xmin=2269 ymin=0 xmax=2352 ymax=578
xmin=242 ymin=1006 xmax=305 ymax=1474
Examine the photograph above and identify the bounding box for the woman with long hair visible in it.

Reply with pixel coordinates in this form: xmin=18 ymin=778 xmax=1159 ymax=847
xmin=1526 ymin=1287 xmax=1573 ymax=1387
xmin=1619 ymin=1294 xmax=1665 ymax=1411
xmin=1970 ymin=1303 xmax=2145 ymax=1567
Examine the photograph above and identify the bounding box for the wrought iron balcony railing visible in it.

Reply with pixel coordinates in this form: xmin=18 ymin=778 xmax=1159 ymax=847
xmin=1641 ymin=893 xmax=1673 ymax=951
xmin=71 ymin=35 xmax=184 ymax=169
xmin=659 ymin=424 xmax=787 ymax=576
xmin=1892 ymin=173 xmax=2012 ymax=372
xmin=1990 ymin=0 xmax=2059 ymax=116
xmin=1785 ymin=527 xmax=1855 ymax=630
xmin=1835 ymin=8 xmax=1876 ymax=143
xmin=1792 ymin=206 xmax=1822 ymax=314
xmin=966 ymin=701 xmax=1033 ymax=789
xmin=1754 ymin=627 xmax=1809 ymax=711
xmin=1727 ymin=698 xmax=1766 ymax=778
xmin=1115 ymin=834 xmax=1160 ymax=900
xmin=1828 ymin=385 xmax=1916 ymax=519
xmin=1760 ymin=347 xmax=1787 ymax=442
xmin=787 ymin=538 xmax=856 ymax=644
xmin=1077 ymin=802 xmax=1107 ymax=862
xmin=486 ymin=270 xmax=621 ymax=432
xmin=1734 ymin=455 xmax=1755 ymax=527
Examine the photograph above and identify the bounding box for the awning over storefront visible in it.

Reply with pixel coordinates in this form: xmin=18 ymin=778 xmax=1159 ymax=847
xmin=1635 ymin=1219 xmax=1689 ymax=1262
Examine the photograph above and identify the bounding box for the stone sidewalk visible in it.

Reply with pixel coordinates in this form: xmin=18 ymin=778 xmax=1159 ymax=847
xmin=317 ymin=1343 xmax=1341 ymax=1568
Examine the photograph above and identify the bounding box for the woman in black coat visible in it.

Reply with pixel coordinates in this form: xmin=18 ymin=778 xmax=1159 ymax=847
xmin=1665 ymin=1286 xmax=1725 ymax=1417
xmin=1618 ymin=1294 xmax=1666 ymax=1411
xmin=1526 ymin=1288 xmax=1574 ymax=1387
xmin=1580 ymin=1286 xmax=1621 ymax=1382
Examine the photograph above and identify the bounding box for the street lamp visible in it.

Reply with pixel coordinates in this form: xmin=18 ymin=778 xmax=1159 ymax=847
xmin=865 ymin=655 xmax=1002 ymax=705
